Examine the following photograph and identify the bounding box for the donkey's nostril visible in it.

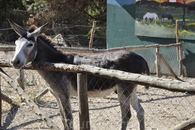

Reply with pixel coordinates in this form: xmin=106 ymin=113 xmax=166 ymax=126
xmin=16 ymin=60 xmax=20 ymax=65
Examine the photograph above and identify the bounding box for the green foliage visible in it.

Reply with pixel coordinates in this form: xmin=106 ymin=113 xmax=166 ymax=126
xmin=43 ymin=0 xmax=106 ymax=48
xmin=136 ymin=21 xmax=195 ymax=39
xmin=0 ymin=0 xmax=106 ymax=48
xmin=25 ymin=75 xmax=37 ymax=86
xmin=22 ymin=0 xmax=48 ymax=11
xmin=135 ymin=22 xmax=176 ymax=38
xmin=83 ymin=1 xmax=106 ymax=47
xmin=0 ymin=0 xmax=25 ymax=10
xmin=180 ymin=30 xmax=195 ymax=39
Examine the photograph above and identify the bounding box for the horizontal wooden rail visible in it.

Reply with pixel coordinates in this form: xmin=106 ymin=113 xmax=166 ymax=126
xmin=57 ymin=43 xmax=182 ymax=53
xmin=0 ymin=46 xmax=15 ymax=51
xmin=0 ymin=59 xmax=194 ymax=94
xmin=0 ymin=43 xmax=181 ymax=52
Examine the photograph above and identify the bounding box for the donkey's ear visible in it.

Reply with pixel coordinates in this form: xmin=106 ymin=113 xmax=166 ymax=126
xmin=32 ymin=22 xmax=49 ymax=35
xmin=8 ymin=19 xmax=27 ymax=37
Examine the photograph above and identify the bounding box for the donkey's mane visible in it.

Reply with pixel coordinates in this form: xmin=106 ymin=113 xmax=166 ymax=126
xmin=38 ymin=33 xmax=58 ymax=50
xmin=28 ymin=25 xmax=58 ymax=51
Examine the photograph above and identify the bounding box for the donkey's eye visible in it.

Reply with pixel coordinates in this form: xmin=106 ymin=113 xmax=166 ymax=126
xmin=27 ymin=43 xmax=33 ymax=47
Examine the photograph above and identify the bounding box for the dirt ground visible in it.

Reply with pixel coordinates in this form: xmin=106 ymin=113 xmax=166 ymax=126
xmin=1 ymin=50 xmax=195 ymax=130
xmin=1 ymin=73 xmax=195 ymax=130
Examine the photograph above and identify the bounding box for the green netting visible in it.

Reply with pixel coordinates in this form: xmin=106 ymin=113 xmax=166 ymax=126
xmin=133 ymin=46 xmax=180 ymax=76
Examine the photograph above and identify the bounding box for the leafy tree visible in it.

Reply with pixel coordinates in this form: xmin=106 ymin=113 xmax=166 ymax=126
xmin=0 ymin=0 xmax=106 ymax=47
xmin=25 ymin=0 xmax=106 ymax=48
xmin=0 ymin=0 xmax=25 ymax=10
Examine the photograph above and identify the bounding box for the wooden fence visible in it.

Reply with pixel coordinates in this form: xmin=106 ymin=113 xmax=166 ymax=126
xmin=0 ymin=43 xmax=189 ymax=130
xmin=0 ymin=42 xmax=183 ymax=77
xmin=1 ymin=61 xmax=195 ymax=130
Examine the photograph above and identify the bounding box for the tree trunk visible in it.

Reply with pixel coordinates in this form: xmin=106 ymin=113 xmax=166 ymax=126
xmin=1 ymin=61 xmax=195 ymax=94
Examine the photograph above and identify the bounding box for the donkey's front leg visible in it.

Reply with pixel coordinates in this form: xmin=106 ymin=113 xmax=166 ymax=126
xmin=51 ymin=90 xmax=73 ymax=130
xmin=59 ymin=94 xmax=73 ymax=130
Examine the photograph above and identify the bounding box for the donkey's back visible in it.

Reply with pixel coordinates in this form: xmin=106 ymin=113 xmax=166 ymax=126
xmin=69 ymin=50 xmax=149 ymax=74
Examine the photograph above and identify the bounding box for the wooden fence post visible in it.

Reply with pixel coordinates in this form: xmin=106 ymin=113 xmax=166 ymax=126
xmin=175 ymin=20 xmax=179 ymax=62
xmin=77 ymin=73 xmax=90 ymax=130
xmin=17 ymin=69 xmax=25 ymax=90
xmin=89 ymin=21 xmax=96 ymax=48
xmin=17 ymin=69 xmax=26 ymax=102
xmin=178 ymin=44 xmax=183 ymax=76
xmin=175 ymin=20 xmax=184 ymax=76
xmin=155 ymin=47 xmax=160 ymax=77
xmin=175 ymin=20 xmax=179 ymax=44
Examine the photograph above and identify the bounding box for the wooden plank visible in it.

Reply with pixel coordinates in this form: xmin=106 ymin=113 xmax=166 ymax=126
xmin=158 ymin=54 xmax=179 ymax=80
xmin=34 ymin=87 xmax=50 ymax=101
xmin=0 ymin=46 xmax=15 ymax=51
xmin=77 ymin=73 xmax=90 ymax=130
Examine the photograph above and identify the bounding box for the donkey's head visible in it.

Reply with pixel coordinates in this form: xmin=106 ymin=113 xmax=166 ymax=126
xmin=8 ymin=20 xmax=49 ymax=69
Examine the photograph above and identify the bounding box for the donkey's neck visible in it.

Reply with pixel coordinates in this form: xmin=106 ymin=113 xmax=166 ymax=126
xmin=34 ymin=36 xmax=73 ymax=63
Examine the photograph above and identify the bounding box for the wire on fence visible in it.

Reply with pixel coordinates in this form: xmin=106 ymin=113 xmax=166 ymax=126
xmin=0 ymin=43 xmax=194 ymax=130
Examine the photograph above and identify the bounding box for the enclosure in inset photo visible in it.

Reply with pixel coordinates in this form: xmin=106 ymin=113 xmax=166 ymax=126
xmin=135 ymin=0 xmax=195 ymax=39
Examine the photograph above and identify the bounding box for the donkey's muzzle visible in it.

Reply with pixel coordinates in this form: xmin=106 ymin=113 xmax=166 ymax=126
xmin=11 ymin=59 xmax=22 ymax=69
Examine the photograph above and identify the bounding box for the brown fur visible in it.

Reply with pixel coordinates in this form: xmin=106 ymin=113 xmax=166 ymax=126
xmin=28 ymin=25 xmax=58 ymax=46
xmin=28 ymin=25 xmax=37 ymax=33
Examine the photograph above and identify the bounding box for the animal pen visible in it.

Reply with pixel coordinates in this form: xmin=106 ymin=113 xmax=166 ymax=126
xmin=0 ymin=43 xmax=195 ymax=130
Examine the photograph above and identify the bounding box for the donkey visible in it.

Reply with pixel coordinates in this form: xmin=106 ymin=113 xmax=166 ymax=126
xmin=143 ymin=12 xmax=159 ymax=23
xmin=8 ymin=20 xmax=149 ymax=130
